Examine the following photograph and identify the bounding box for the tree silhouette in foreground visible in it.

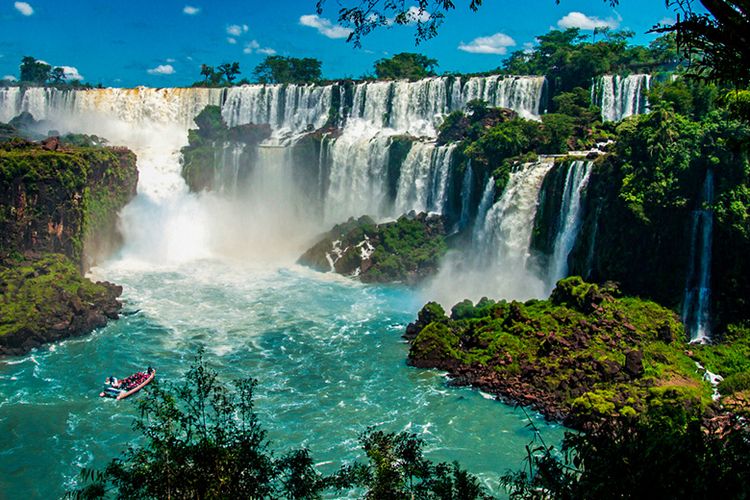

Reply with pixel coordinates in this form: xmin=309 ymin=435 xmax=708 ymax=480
xmin=68 ymin=349 xmax=491 ymax=499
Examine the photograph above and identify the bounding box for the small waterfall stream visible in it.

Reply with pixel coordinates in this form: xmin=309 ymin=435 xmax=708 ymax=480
xmin=682 ymin=168 xmax=714 ymax=343
xmin=547 ymin=160 xmax=593 ymax=289
xmin=592 ymin=74 xmax=651 ymax=122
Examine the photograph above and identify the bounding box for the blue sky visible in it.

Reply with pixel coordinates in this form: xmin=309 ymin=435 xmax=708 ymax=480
xmin=0 ymin=0 xmax=682 ymax=87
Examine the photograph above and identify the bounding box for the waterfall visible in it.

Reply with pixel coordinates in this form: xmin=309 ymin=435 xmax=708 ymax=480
xmin=0 ymin=77 xmax=547 ymax=266
xmin=682 ymin=169 xmax=714 ymax=343
xmin=472 ymin=177 xmax=496 ymax=242
xmin=426 ymin=161 xmax=551 ymax=306
xmin=222 ymin=84 xmax=333 ymax=135
xmin=547 ymin=161 xmax=593 ymax=289
xmin=394 ymin=143 xmax=455 ymax=215
xmin=457 ymin=162 xmax=474 ymax=230
xmin=475 ymin=160 xmax=554 ymax=272
xmin=592 ymin=74 xmax=650 ymax=122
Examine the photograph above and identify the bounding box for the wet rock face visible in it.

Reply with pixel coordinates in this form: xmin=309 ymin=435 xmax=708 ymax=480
xmin=298 ymin=212 xmax=448 ymax=285
xmin=0 ymin=136 xmax=136 ymax=355
xmin=0 ymin=140 xmax=138 ymax=270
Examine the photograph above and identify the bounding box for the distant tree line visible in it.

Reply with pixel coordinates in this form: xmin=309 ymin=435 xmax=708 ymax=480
xmin=0 ymin=56 xmax=98 ymax=88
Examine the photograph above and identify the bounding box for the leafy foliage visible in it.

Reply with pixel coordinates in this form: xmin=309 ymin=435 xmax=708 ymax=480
xmin=374 ymin=52 xmax=438 ymax=80
xmin=501 ymin=414 xmax=750 ymax=499
xmin=252 ymin=56 xmax=322 ymax=84
xmin=69 ymin=350 xmax=491 ymax=499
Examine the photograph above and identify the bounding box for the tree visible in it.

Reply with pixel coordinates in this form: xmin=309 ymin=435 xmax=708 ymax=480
xmin=501 ymin=414 xmax=750 ymax=498
xmin=252 ymin=56 xmax=322 ymax=84
xmin=200 ymin=63 xmax=215 ymax=84
xmin=217 ymin=61 xmax=241 ymax=84
xmin=19 ymin=56 xmax=51 ymax=84
xmin=315 ymin=0 xmax=485 ymax=46
xmin=337 ymin=428 xmax=491 ymax=499
xmin=68 ymin=350 xmax=491 ymax=499
xmin=49 ymin=67 xmax=66 ymax=85
xmin=654 ymin=0 xmax=750 ymax=84
xmin=67 ymin=349 xmax=330 ymax=499
xmin=315 ymin=0 xmax=749 ymax=84
xmin=374 ymin=52 xmax=438 ymax=80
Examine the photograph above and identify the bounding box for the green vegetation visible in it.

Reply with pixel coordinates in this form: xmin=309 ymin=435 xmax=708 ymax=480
xmin=502 ymin=30 xmax=678 ymax=98
xmin=0 ymin=254 xmax=113 ymax=337
xmin=374 ymin=52 xmax=438 ymax=80
xmin=0 ymin=141 xmax=137 ymax=266
xmin=16 ymin=56 xmax=95 ymax=88
xmin=566 ymin=106 xmax=750 ymax=329
xmin=69 ymin=350 xmax=490 ymax=499
xmin=180 ymin=106 xmax=271 ymax=192
xmin=252 ymin=56 xmax=322 ymax=84
xmin=298 ymin=213 xmax=448 ymax=285
xmin=408 ymin=277 xmax=716 ymax=424
xmin=502 ymin=412 xmax=750 ymax=499
xmin=193 ymin=62 xmax=245 ymax=87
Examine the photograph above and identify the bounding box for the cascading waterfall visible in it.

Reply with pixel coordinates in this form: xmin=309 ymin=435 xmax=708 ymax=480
xmin=457 ymin=162 xmax=474 ymax=231
xmin=592 ymin=74 xmax=651 ymax=122
xmin=394 ymin=143 xmax=455 ymax=215
xmin=547 ymin=160 xmax=593 ymax=290
xmin=0 ymin=76 xmax=547 ymax=267
xmin=476 ymin=161 xmax=554 ymax=274
xmin=682 ymin=168 xmax=714 ymax=343
xmin=426 ymin=161 xmax=552 ymax=306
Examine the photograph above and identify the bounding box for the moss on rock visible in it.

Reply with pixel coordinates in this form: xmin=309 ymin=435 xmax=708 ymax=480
xmin=406 ymin=277 xmax=717 ymax=426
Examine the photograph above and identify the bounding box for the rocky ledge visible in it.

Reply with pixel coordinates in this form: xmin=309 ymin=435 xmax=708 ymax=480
xmin=298 ymin=212 xmax=447 ymax=285
xmin=0 ymin=253 xmax=122 ymax=356
xmin=405 ymin=276 xmax=722 ymax=427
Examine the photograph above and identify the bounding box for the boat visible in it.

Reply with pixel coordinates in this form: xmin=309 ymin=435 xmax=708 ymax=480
xmin=100 ymin=369 xmax=156 ymax=400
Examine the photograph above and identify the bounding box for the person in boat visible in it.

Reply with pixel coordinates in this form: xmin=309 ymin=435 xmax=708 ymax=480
xmin=107 ymin=376 xmax=121 ymax=388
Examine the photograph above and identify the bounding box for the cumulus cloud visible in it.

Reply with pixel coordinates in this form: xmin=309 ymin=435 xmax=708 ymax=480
xmin=227 ymin=37 xmax=237 ymax=44
xmin=458 ymin=33 xmax=516 ymax=54
xmin=147 ymin=64 xmax=175 ymax=75
xmin=183 ymin=5 xmax=200 ymax=15
xmin=3 ymin=75 xmax=17 ymax=81
xmin=14 ymin=2 xmax=34 ymax=16
xmin=243 ymin=40 xmax=276 ymax=55
xmin=659 ymin=16 xmax=676 ymax=25
xmin=299 ymin=14 xmax=352 ymax=39
xmin=227 ymin=24 xmax=249 ymax=36
xmin=59 ymin=66 xmax=84 ymax=81
xmin=557 ymin=11 xmax=619 ymax=30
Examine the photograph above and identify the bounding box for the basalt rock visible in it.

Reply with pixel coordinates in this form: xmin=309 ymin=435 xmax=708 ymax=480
xmin=298 ymin=212 xmax=448 ymax=285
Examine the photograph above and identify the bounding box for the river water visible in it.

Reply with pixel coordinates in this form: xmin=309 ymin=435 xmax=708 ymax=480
xmin=0 ymin=258 xmax=561 ymax=498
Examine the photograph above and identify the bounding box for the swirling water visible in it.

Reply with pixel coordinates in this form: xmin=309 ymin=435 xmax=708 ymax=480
xmin=0 ymin=259 xmax=561 ymax=498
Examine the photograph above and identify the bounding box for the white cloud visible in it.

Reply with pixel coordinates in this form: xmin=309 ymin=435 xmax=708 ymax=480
xmin=59 ymin=66 xmax=83 ymax=81
xmin=659 ymin=16 xmax=676 ymax=25
xmin=299 ymin=14 xmax=352 ymax=39
xmin=166 ymin=58 xmax=176 ymax=63
xmin=405 ymin=6 xmax=430 ymax=23
xmin=147 ymin=64 xmax=175 ymax=75
xmin=227 ymin=37 xmax=237 ymax=44
xmin=14 ymin=2 xmax=34 ymax=16
xmin=557 ymin=11 xmax=619 ymax=30
xmin=227 ymin=24 xmax=248 ymax=36
xmin=458 ymin=33 xmax=516 ymax=55
xmin=3 ymin=75 xmax=17 ymax=81
xmin=243 ymin=40 xmax=276 ymax=55
xmin=183 ymin=5 xmax=200 ymax=15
